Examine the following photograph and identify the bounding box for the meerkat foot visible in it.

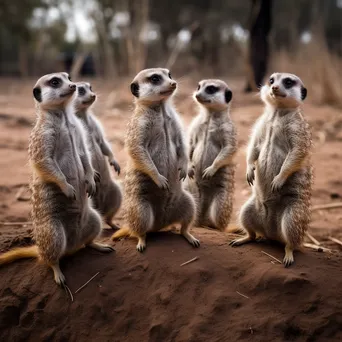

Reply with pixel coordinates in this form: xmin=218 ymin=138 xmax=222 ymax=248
xmin=229 ymin=235 xmax=255 ymax=247
xmin=106 ymin=219 xmax=120 ymax=230
xmin=136 ymin=235 xmax=146 ymax=253
xmin=182 ymin=231 xmax=200 ymax=247
xmin=88 ymin=242 xmax=115 ymax=253
xmin=50 ymin=263 xmax=66 ymax=286
xmin=283 ymin=246 xmax=294 ymax=267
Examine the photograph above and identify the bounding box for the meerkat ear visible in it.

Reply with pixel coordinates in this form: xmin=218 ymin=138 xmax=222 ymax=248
xmin=301 ymin=87 xmax=307 ymax=101
xmin=33 ymin=87 xmax=42 ymax=102
xmin=130 ymin=82 xmax=139 ymax=98
xmin=225 ymin=89 xmax=232 ymax=103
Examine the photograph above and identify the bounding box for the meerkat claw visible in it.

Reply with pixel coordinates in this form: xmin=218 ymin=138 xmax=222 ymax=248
xmin=283 ymin=247 xmax=294 ymax=267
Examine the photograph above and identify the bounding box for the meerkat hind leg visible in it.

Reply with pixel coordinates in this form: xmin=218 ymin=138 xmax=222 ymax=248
xmin=50 ymin=262 xmax=66 ymax=286
xmin=88 ymin=242 xmax=115 ymax=253
xmin=136 ymin=234 xmax=147 ymax=252
xmin=229 ymin=233 xmax=256 ymax=246
xmin=283 ymin=245 xmax=294 ymax=267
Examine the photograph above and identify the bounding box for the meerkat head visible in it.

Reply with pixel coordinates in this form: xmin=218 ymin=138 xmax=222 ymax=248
xmin=32 ymin=72 xmax=76 ymax=110
xmin=261 ymin=73 xmax=307 ymax=109
xmin=73 ymin=82 xmax=96 ymax=112
xmin=130 ymin=68 xmax=177 ymax=104
xmin=194 ymin=79 xmax=232 ymax=112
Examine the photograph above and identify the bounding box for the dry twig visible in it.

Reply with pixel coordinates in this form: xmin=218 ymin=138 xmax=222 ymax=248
xmin=261 ymin=251 xmax=282 ymax=264
xmin=180 ymin=257 xmax=199 ymax=267
xmin=306 ymin=232 xmax=321 ymax=246
xmin=75 ymin=272 xmax=100 ymax=294
xmin=236 ymin=291 xmax=250 ymax=299
xmin=312 ymin=202 xmax=342 ymax=211
xmin=328 ymin=237 xmax=342 ymax=247
xmin=303 ymin=243 xmax=331 ymax=252
xmin=0 ymin=221 xmax=32 ymax=226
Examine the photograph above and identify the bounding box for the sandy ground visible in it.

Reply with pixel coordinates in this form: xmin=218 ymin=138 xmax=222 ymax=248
xmin=0 ymin=76 xmax=341 ymax=341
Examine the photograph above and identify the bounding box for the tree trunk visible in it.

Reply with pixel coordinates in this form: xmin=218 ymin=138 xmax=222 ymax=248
xmin=245 ymin=0 xmax=273 ymax=92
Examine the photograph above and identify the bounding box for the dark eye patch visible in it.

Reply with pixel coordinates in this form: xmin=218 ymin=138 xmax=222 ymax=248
xmin=49 ymin=77 xmax=61 ymax=88
xmin=78 ymin=86 xmax=86 ymax=96
xmin=283 ymin=78 xmax=296 ymax=89
xmin=168 ymin=72 xmax=172 ymax=79
xmin=68 ymin=75 xmax=72 ymax=81
xmin=269 ymin=77 xmax=274 ymax=85
xmin=149 ymin=74 xmax=162 ymax=85
xmin=205 ymin=85 xmax=219 ymax=94
xmin=225 ymin=89 xmax=232 ymax=103
xmin=301 ymin=87 xmax=307 ymax=100
xmin=197 ymin=84 xmax=200 ymax=91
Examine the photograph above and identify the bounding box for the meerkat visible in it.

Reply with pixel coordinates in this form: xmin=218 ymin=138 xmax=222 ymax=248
xmin=0 ymin=72 xmax=114 ymax=287
xmin=230 ymin=72 xmax=312 ymax=267
xmin=112 ymin=68 xmax=200 ymax=252
xmin=73 ymin=82 xmax=122 ymax=229
xmin=186 ymin=79 xmax=237 ymax=231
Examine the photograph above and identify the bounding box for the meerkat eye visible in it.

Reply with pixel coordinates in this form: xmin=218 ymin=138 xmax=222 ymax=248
xmin=49 ymin=77 xmax=61 ymax=88
xmin=78 ymin=87 xmax=86 ymax=96
xmin=68 ymin=76 xmax=72 ymax=81
xmin=205 ymin=85 xmax=219 ymax=94
xmin=149 ymin=74 xmax=162 ymax=84
xmin=283 ymin=78 xmax=296 ymax=89
xmin=168 ymin=73 xmax=172 ymax=79
xmin=197 ymin=84 xmax=200 ymax=91
xmin=89 ymin=85 xmax=93 ymax=91
xmin=269 ymin=77 xmax=274 ymax=85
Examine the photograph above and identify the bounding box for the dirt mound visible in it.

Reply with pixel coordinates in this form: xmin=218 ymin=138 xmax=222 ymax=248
xmin=1 ymin=228 xmax=342 ymax=342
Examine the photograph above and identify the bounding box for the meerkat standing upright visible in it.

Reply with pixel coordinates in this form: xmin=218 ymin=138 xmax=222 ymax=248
xmin=112 ymin=68 xmax=199 ymax=251
xmin=73 ymin=82 xmax=122 ymax=229
xmin=0 ymin=73 xmax=114 ymax=287
xmin=230 ymin=73 xmax=312 ymax=267
xmin=186 ymin=79 xmax=237 ymax=231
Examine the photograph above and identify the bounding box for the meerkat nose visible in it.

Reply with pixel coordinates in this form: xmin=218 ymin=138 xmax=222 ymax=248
xmin=69 ymin=84 xmax=76 ymax=91
xmin=91 ymin=94 xmax=96 ymax=100
xmin=272 ymin=86 xmax=279 ymax=91
xmin=170 ymin=82 xmax=177 ymax=88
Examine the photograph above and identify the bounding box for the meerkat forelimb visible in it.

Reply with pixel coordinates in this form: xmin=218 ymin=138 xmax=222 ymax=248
xmin=185 ymin=79 xmax=237 ymax=231
xmin=0 ymin=73 xmax=114 ymax=289
xmin=73 ymin=82 xmax=122 ymax=229
xmin=112 ymin=68 xmax=199 ymax=251
xmin=230 ymin=72 xmax=312 ymax=267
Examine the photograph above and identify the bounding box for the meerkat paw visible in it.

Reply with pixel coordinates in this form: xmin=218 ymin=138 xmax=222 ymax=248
xmin=188 ymin=166 xmax=195 ymax=179
xmin=182 ymin=232 xmax=200 ymax=247
xmin=85 ymin=177 xmax=97 ymax=198
xmin=283 ymin=246 xmax=294 ymax=267
xmin=110 ymin=159 xmax=121 ymax=175
xmin=271 ymin=174 xmax=285 ymax=192
xmin=229 ymin=235 xmax=255 ymax=247
xmin=202 ymin=165 xmax=216 ymax=179
xmin=136 ymin=236 xmax=146 ymax=253
xmin=88 ymin=242 xmax=115 ymax=253
xmin=94 ymin=170 xmax=101 ymax=183
xmin=50 ymin=263 xmax=66 ymax=286
xmin=156 ymin=174 xmax=169 ymax=190
xmin=246 ymin=165 xmax=255 ymax=186
xmin=64 ymin=183 xmax=77 ymax=200
xmin=178 ymin=167 xmax=188 ymax=181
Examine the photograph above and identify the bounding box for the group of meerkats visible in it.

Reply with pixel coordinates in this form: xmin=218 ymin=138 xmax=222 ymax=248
xmin=0 ymin=68 xmax=312 ymax=290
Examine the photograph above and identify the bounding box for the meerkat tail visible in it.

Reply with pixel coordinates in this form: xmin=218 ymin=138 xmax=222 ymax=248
xmin=0 ymin=246 xmax=39 ymax=265
xmin=111 ymin=227 xmax=131 ymax=240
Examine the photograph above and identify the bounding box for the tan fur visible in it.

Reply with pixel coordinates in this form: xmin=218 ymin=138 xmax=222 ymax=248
xmin=112 ymin=68 xmax=200 ymax=252
xmin=186 ymin=79 xmax=237 ymax=231
xmin=230 ymin=73 xmax=312 ymax=267
xmin=0 ymin=73 xmax=114 ymax=288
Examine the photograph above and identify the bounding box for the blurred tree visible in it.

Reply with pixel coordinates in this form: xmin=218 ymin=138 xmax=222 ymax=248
xmin=245 ymin=0 xmax=272 ymax=92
